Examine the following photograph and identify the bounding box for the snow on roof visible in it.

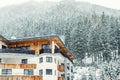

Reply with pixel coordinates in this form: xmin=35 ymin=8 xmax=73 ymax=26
xmin=0 ymin=35 xmax=5 ymax=39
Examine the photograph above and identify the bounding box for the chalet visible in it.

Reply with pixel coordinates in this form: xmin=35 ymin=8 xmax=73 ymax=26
xmin=0 ymin=35 xmax=74 ymax=80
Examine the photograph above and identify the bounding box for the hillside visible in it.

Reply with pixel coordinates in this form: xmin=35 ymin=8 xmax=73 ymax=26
xmin=0 ymin=1 xmax=119 ymax=38
xmin=0 ymin=0 xmax=119 ymax=61
xmin=0 ymin=1 xmax=120 ymax=79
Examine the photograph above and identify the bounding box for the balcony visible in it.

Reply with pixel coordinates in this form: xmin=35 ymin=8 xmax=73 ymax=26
xmin=0 ymin=48 xmax=35 ymax=54
xmin=57 ymin=65 xmax=64 ymax=72
xmin=0 ymin=64 xmax=36 ymax=69
xmin=58 ymin=77 xmax=64 ymax=80
xmin=0 ymin=75 xmax=42 ymax=80
xmin=40 ymin=49 xmax=51 ymax=54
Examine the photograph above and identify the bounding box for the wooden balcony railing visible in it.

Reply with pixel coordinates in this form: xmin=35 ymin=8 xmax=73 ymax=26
xmin=57 ymin=65 xmax=64 ymax=72
xmin=0 ymin=64 xmax=36 ymax=69
xmin=0 ymin=75 xmax=42 ymax=80
xmin=58 ymin=77 xmax=64 ymax=80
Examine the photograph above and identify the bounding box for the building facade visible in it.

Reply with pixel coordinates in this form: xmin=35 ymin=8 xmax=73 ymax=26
xmin=0 ymin=35 xmax=74 ymax=80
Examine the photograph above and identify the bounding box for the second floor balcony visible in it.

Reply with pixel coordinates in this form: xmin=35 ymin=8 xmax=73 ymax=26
xmin=57 ymin=64 xmax=65 ymax=72
xmin=0 ymin=64 xmax=36 ymax=69
xmin=58 ymin=77 xmax=64 ymax=80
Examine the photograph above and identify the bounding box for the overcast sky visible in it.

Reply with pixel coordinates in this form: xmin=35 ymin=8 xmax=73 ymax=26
xmin=0 ymin=0 xmax=120 ymax=9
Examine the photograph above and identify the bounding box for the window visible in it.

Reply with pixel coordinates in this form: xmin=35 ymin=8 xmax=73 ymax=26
xmin=46 ymin=69 xmax=52 ymax=75
xmin=67 ymin=77 xmax=70 ymax=80
xmin=61 ymin=63 xmax=64 ymax=66
xmin=42 ymin=44 xmax=50 ymax=49
xmin=39 ymin=70 xmax=43 ymax=76
xmin=24 ymin=69 xmax=33 ymax=75
xmin=2 ymin=45 xmax=6 ymax=49
xmin=39 ymin=57 xmax=43 ymax=63
xmin=55 ymin=46 xmax=60 ymax=53
xmin=0 ymin=58 xmax=1 ymax=63
xmin=2 ymin=69 xmax=12 ymax=75
xmin=71 ymin=76 xmax=74 ymax=80
xmin=67 ymin=66 xmax=70 ymax=70
xmin=46 ymin=57 xmax=52 ymax=62
xmin=22 ymin=59 xmax=27 ymax=64
xmin=71 ymin=66 xmax=73 ymax=72
xmin=61 ymin=74 xmax=65 ymax=78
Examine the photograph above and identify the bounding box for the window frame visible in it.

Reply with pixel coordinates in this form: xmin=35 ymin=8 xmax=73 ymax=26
xmin=24 ymin=69 xmax=33 ymax=75
xmin=46 ymin=57 xmax=52 ymax=63
xmin=2 ymin=69 xmax=12 ymax=75
xmin=67 ymin=77 xmax=70 ymax=80
xmin=39 ymin=57 xmax=43 ymax=63
xmin=71 ymin=66 xmax=73 ymax=72
xmin=39 ymin=69 xmax=43 ymax=76
xmin=42 ymin=44 xmax=50 ymax=49
xmin=46 ymin=69 xmax=52 ymax=75
xmin=21 ymin=59 xmax=28 ymax=64
xmin=0 ymin=58 xmax=1 ymax=63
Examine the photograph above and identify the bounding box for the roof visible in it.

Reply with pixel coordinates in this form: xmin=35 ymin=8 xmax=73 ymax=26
xmin=0 ymin=35 xmax=9 ymax=42
xmin=8 ymin=35 xmax=58 ymax=42
xmin=0 ymin=35 xmax=74 ymax=61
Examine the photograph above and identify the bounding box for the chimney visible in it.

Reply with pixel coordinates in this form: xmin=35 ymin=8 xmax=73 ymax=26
xmin=11 ymin=36 xmax=17 ymax=39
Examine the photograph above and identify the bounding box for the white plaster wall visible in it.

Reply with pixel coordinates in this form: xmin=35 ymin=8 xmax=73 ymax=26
xmin=0 ymin=69 xmax=1 ymax=75
xmin=1 ymin=57 xmax=39 ymax=64
xmin=0 ymin=52 xmax=73 ymax=80
xmin=12 ymin=69 xmax=24 ymax=75
xmin=2 ymin=58 xmax=21 ymax=64
xmin=55 ymin=55 xmax=65 ymax=65
xmin=0 ymin=42 xmax=2 ymax=49
xmin=34 ymin=69 xmax=39 ymax=75
xmin=28 ymin=57 xmax=39 ymax=64
xmin=37 ymin=55 xmax=58 ymax=80
xmin=43 ymin=75 xmax=57 ymax=80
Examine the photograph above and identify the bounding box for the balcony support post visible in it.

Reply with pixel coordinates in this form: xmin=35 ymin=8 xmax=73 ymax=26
xmin=52 ymin=41 xmax=55 ymax=54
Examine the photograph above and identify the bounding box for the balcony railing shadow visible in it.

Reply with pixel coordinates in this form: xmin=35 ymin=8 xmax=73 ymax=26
xmin=0 ymin=48 xmax=35 ymax=54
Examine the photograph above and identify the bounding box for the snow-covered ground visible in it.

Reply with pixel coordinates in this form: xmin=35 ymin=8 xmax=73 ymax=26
xmin=74 ymin=58 xmax=120 ymax=80
xmin=74 ymin=66 xmax=100 ymax=80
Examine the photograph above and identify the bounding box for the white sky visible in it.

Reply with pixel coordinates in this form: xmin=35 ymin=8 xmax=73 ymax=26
xmin=0 ymin=0 xmax=120 ymax=9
